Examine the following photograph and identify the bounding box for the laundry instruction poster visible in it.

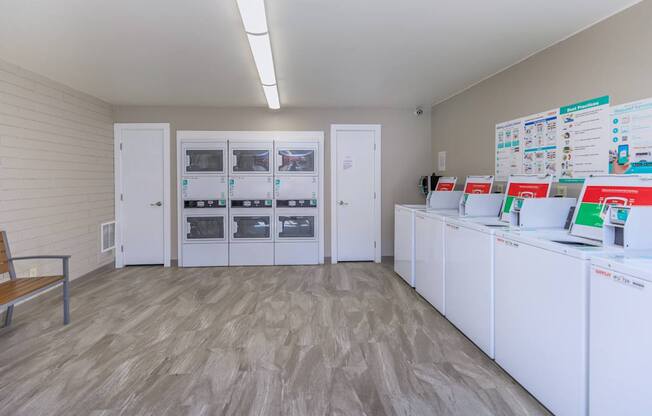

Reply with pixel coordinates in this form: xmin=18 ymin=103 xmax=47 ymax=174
xmin=522 ymin=109 xmax=559 ymax=177
xmin=558 ymin=96 xmax=611 ymax=182
xmin=500 ymin=175 xmax=553 ymax=219
xmin=495 ymin=119 xmax=523 ymax=180
xmin=495 ymin=95 xmax=611 ymax=182
xmin=609 ymin=97 xmax=652 ymax=174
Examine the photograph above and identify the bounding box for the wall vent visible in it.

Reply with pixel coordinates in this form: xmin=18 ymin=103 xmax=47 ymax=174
xmin=101 ymin=221 xmax=116 ymax=253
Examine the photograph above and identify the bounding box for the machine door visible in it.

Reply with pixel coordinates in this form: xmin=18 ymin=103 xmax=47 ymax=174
xmin=184 ymin=212 xmax=226 ymax=242
xmin=277 ymin=212 xmax=317 ymax=240
xmin=232 ymin=213 xmax=272 ymax=241
xmin=229 ymin=142 xmax=273 ymax=175
xmin=275 ymin=142 xmax=318 ymax=175
xmin=182 ymin=143 xmax=226 ymax=175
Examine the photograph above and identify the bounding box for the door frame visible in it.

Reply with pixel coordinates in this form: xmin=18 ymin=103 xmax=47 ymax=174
xmin=114 ymin=123 xmax=171 ymax=268
xmin=330 ymin=124 xmax=382 ymax=264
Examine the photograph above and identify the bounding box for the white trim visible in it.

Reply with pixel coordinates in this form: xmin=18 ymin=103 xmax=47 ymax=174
xmin=330 ymin=124 xmax=382 ymax=264
xmin=114 ymin=123 xmax=171 ymax=268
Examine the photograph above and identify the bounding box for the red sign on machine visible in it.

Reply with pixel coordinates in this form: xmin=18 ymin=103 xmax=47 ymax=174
xmin=580 ymin=186 xmax=652 ymax=205
xmin=436 ymin=182 xmax=455 ymax=191
xmin=464 ymin=182 xmax=492 ymax=194
xmin=506 ymin=182 xmax=550 ymax=199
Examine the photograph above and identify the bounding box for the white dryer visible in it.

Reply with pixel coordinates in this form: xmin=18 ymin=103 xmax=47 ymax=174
xmin=181 ymin=200 xmax=228 ymax=267
xmin=181 ymin=141 xmax=227 ymax=176
xmin=228 ymin=175 xmax=274 ymax=265
xmin=229 ymin=201 xmax=274 ymax=266
xmin=275 ymin=201 xmax=318 ymax=265
xmin=274 ymin=141 xmax=319 ymax=175
xmin=229 ymin=141 xmax=274 ymax=175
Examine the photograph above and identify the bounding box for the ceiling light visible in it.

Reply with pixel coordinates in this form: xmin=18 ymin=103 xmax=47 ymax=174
xmin=236 ymin=0 xmax=268 ymax=34
xmin=236 ymin=0 xmax=280 ymax=109
xmin=263 ymin=85 xmax=280 ymax=110
xmin=246 ymin=33 xmax=276 ymax=86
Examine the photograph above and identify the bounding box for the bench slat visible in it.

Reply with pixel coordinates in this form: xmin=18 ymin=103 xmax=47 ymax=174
xmin=0 ymin=276 xmax=64 ymax=306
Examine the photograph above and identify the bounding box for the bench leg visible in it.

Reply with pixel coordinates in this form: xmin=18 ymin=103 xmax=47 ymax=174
xmin=4 ymin=305 xmax=13 ymax=327
xmin=63 ymin=258 xmax=70 ymax=325
xmin=63 ymin=280 xmax=70 ymax=325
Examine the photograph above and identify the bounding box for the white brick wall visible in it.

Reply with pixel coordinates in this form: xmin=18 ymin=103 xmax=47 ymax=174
xmin=0 ymin=59 xmax=114 ymax=280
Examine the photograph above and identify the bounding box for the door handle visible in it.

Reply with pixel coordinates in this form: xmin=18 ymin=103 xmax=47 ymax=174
xmin=150 ymin=201 xmax=162 ymax=207
xmin=338 ymin=201 xmax=348 ymax=206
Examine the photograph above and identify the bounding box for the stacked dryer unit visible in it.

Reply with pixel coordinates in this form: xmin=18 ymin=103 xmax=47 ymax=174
xmin=178 ymin=132 xmax=324 ymax=267
xmin=274 ymin=141 xmax=320 ymax=265
xmin=228 ymin=140 xmax=275 ymax=266
xmin=178 ymin=134 xmax=229 ymax=266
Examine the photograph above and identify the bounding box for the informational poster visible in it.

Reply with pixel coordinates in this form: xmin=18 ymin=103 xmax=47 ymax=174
xmin=571 ymin=175 xmax=652 ymax=240
xmin=500 ymin=174 xmax=553 ymax=220
xmin=522 ymin=109 xmax=559 ymax=176
xmin=609 ymin=98 xmax=652 ymax=174
xmin=435 ymin=176 xmax=457 ymax=191
xmin=495 ymin=119 xmax=523 ymax=180
xmin=495 ymin=95 xmax=611 ymax=182
xmin=558 ymin=96 xmax=611 ymax=182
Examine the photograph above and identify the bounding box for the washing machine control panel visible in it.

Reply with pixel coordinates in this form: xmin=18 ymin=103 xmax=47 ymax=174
xmin=184 ymin=200 xmax=226 ymax=208
xmin=277 ymin=199 xmax=318 ymax=208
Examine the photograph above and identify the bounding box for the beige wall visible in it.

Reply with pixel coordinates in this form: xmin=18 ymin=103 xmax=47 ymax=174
xmin=431 ymin=0 xmax=652 ymax=195
xmin=0 ymin=59 xmax=115 ymax=280
xmin=113 ymin=106 xmax=432 ymax=258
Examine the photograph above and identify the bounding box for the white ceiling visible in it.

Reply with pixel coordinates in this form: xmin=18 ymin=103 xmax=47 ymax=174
xmin=0 ymin=0 xmax=640 ymax=108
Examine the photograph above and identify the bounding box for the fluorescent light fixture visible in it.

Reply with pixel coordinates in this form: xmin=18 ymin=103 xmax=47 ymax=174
xmin=236 ymin=0 xmax=280 ymax=109
xmin=263 ymin=84 xmax=280 ymax=110
xmin=236 ymin=0 xmax=268 ymax=34
xmin=246 ymin=33 xmax=276 ymax=86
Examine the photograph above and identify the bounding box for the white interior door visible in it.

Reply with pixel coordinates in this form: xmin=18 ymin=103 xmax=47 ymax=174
xmin=115 ymin=124 xmax=170 ymax=266
xmin=332 ymin=125 xmax=381 ymax=262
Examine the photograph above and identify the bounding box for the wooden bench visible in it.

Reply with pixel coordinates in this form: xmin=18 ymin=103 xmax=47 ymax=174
xmin=0 ymin=231 xmax=70 ymax=327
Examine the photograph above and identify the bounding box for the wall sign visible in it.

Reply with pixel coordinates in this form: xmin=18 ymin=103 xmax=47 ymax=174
xmin=610 ymin=98 xmax=652 ymax=174
xmin=495 ymin=95 xmax=611 ymax=182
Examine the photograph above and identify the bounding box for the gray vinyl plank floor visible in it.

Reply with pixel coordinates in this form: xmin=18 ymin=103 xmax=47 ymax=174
xmin=0 ymin=261 xmax=549 ymax=416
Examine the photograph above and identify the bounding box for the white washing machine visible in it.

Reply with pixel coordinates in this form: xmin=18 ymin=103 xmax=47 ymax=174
xmin=394 ymin=203 xmax=426 ymax=287
xmin=275 ymin=202 xmax=318 ymax=265
xmin=589 ymin=253 xmax=652 ymax=416
xmin=181 ymin=200 xmax=229 ymax=267
xmin=443 ymin=175 xmax=556 ymax=358
xmin=229 ymin=140 xmax=274 ymax=175
xmin=493 ymin=175 xmax=652 ymax=416
xmin=415 ymin=209 xmax=459 ymax=314
xmin=229 ymin=202 xmax=274 ymax=266
xmin=494 ymin=228 xmax=605 ymax=416
xmin=274 ymin=141 xmax=319 ymax=175
xmin=414 ymin=176 xmax=499 ymax=314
